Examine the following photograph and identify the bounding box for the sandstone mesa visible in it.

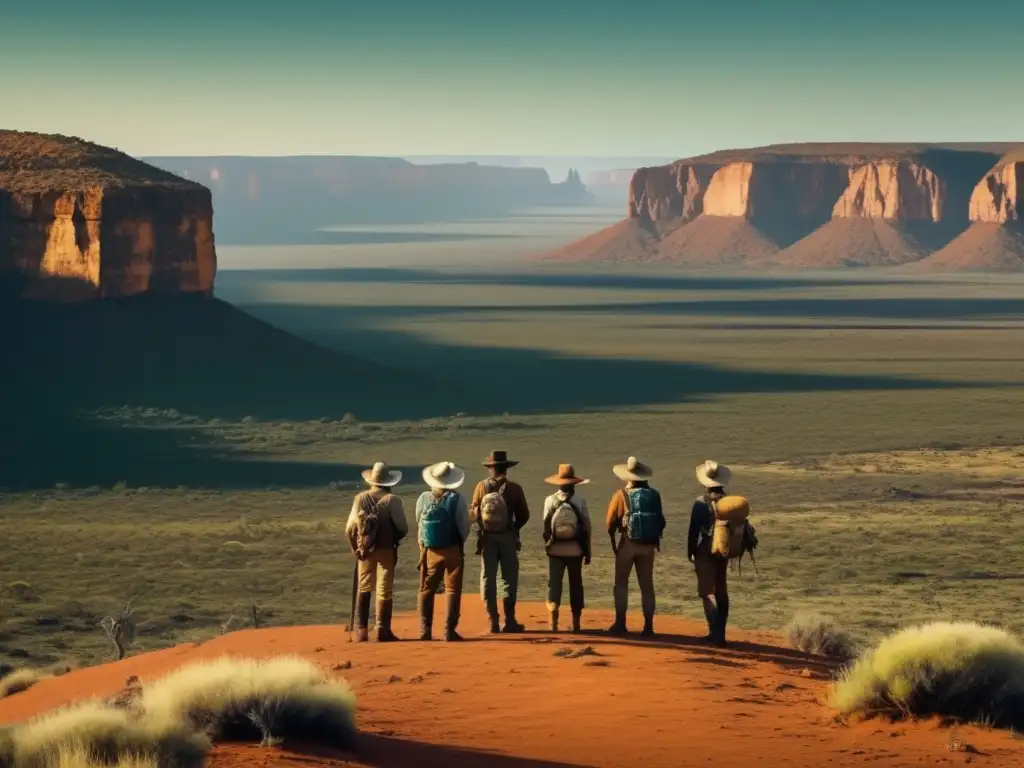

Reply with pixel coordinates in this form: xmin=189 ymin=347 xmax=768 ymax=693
xmin=550 ymin=143 xmax=1024 ymax=271
xmin=0 ymin=131 xmax=216 ymax=300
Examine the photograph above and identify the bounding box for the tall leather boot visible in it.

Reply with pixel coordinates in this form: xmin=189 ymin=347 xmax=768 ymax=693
xmin=418 ymin=592 xmax=434 ymax=641
xmin=375 ymin=599 xmax=398 ymax=642
xmin=641 ymin=614 xmax=655 ymax=638
xmin=571 ymin=613 xmax=581 ymax=634
xmin=486 ymin=597 xmax=501 ymax=634
xmin=549 ymin=607 xmax=559 ymax=633
xmin=704 ymin=598 xmax=720 ymax=647
xmin=607 ymin=610 xmax=627 ymax=636
xmin=444 ymin=592 xmax=464 ymax=642
xmin=716 ymin=595 xmax=730 ymax=647
xmin=354 ymin=592 xmax=371 ymax=642
xmin=502 ymin=598 xmax=525 ymax=633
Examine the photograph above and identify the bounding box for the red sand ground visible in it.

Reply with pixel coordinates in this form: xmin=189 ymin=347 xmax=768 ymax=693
xmin=1 ymin=598 xmax=1020 ymax=767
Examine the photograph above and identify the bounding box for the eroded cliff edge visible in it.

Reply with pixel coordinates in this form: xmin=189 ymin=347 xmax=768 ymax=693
xmin=550 ymin=143 xmax=1024 ymax=270
xmin=1 ymin=131 xmax=216 ymax=300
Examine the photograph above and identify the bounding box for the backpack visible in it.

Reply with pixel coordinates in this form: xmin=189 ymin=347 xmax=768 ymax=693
xmin=421 ymin=492 xmax=459 ymax=549
xmin=478 ymin=480 xmax=511 ymax=534
xmin=355 ymin=493 xmax=391 ymax=559
xmin=623 ymin=487 xmax=662 ymax=544
xmin=550 ymin=497 xmax=582 ymax=542
xmin=707 ymin=495 xmax=758 ymax=573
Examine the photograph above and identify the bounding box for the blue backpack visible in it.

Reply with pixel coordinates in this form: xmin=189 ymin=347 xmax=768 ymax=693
xmin=623 ymin=487 xmax=662 ymax=544
xmin=421 ymin=492 xmax=459 ymax=549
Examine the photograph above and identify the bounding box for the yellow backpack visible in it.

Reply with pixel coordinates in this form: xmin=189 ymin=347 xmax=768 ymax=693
xmin=709 ymin=495 xmax=751 ymax=560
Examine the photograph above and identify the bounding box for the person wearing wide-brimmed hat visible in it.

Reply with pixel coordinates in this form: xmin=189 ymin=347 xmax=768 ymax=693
xmin=604 ymin=456 xmax=666 ymax=637
xmin=345 ymin=462 xmax=410 ymax=642
xmin=471 ymin=450 xmax=532 ymax=634
xmin=416 ymin=461 xmax=471 ymax=641
xmin=541 ymin=464 xmax=592 ymax=633
xmin=688 ymin=460 xmax=733 ymax=646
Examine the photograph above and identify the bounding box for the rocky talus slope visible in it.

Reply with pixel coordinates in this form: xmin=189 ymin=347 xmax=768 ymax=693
xmin=547 ymin=143 xmax=1024 ymax=271
xmin=1 ymin=131 xmax=216 ymax=300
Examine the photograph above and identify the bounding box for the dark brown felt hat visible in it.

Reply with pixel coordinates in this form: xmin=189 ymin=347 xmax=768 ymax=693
xmin=483 ymin=450 xmax=519 ymax=468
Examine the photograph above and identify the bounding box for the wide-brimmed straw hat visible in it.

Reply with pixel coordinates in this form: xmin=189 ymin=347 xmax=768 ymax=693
xmin=696 ymin=460 xmax=732 ymax=489
xmin=544 ymin=464 xmax=590 ymax=486
xmin=361 ymin=461 xmax=402 ymax=487
xmin=483 ymin=450 xmax=519 ymax=469
xmin=612 ymin=456 xmax=654 ymax=482
xmin=422 ymin=461 xmax=466 ymax=491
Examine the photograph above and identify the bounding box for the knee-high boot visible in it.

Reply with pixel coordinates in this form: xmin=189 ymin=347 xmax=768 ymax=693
xmin=418 ymin=592 xmax=434 ymax=641
xmin=354 ymin=592 xmax=371 ymax=642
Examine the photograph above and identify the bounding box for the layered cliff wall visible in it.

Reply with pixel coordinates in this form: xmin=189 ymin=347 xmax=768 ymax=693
xmin=144 ymin=156 xmax=595 ymax=244
xmin=548 ymin=143 xmax=1024 ymax=270
xmin=1 ymin=131 xmax=216 ymax=300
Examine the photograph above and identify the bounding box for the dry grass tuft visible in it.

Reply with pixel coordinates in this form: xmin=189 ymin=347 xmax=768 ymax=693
xmin=831 ymin=622 xmax=1024 ymax=729
xmin=0 ymin=701 xmax=207 ymax=768
xmin=0 ymin=656 xmax=356 ymax=767
xmin=784 ymin=613 xmax=858 ymax=661
xmin=142 ymin=656 xmax=356 ymax=748
xmin=0 ymin=669 xmax=47 ymax=699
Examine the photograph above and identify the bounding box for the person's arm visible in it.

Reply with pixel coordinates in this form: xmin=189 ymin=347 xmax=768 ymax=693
xmin=606 ymin=491 xmax=623 ymax=553
xmin=470 ymin=481 xmax=484 ymax=524
xmin=391 ymin=496 xmax=409 ymax=544
xmin=655 ymin=490 xmax=666 ymax=551
xmin=687 ymin=500 xmax=705 ymax=562
xmin=541 ymin=496 xmax=553 ymax=545
xmin=513 ymin=483 xmax=531 ymax=531
xmin=414 ymin=493 xmax=426 ymax=549
xmin=345 ymin=496 xmax=360 ymax=552
xmin=454 ymin=494 xmax=471 ymax=549
xmin=579 ymin=497 xmax=592 ymax=563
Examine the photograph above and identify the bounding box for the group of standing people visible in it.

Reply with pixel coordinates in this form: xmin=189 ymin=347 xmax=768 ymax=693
xmin=345 ymin=450 xmax=745 ymax=647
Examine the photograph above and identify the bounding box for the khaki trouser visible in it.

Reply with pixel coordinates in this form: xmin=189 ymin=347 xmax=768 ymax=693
xmin=480 ymin=530 xmax=519 ymax=610
xmin=358 ymin=547 xmax=397 ymax=600
xmin=613 ymin=537 xmax=656 ymax=618
xmin=420 ymin=545 xmax=464 ymax=596
xmin=695 ymin=550 xmax=728 ymax=600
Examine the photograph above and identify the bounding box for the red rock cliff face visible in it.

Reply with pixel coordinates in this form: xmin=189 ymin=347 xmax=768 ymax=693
xmin=969 ymin=158 xmax=1022 ymax=223
xmin=1 ymin=132 xmax=216 ymax=301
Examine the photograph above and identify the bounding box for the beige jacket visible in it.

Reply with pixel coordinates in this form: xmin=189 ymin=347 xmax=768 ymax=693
xmin=345 ymin=489 xmax=409 ymax=552
xmin=542 ymin=490 xmax=592 ymax=558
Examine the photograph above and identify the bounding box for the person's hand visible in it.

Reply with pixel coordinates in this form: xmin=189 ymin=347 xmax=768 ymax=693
xmin=584 ymin=555 xmax=592 ymax=566
xmin=516 ymin=538 xmax=522 ymax=553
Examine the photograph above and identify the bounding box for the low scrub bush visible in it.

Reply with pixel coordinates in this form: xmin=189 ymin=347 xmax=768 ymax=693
xmin=831 ymin=622 xmax=1024 ymax=729
xmin=0 ymin=669 xmax=46 ymax=699
xmin=0 ymin=701 xmax=207 ymax=768
xmin=784 ymin=612 xmax=858 ymax=660
xmin=143 ymin=656 xmax=356 ymax=748
xmin=0 ymin=656 xmax=356 ymax=767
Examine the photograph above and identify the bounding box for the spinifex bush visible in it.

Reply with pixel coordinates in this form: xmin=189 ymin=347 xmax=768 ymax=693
xmin=831 ymin=622 xmax=1024 ymax=729
xmin=141 ymin=656 xmax=357 ymax=748
xmin=784 ymin=612 xmax=858 ymax=661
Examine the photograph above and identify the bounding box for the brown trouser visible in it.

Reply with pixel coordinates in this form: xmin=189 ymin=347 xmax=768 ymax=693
xmin=547 ymin=555 xmax=584 ymax=615
xmin=695 ymin=551 xmax=729 ymax=600
xmin=614 ymin=537 xmax=656 ymax=618
xmin=420 ymin=545 xmax=464 ymax=596
xmin=358 ymin=547 xmax=397 ymax=600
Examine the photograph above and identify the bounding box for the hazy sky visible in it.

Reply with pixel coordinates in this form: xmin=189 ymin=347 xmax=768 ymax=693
xmin=2 ymin=0 xmax=1022 ymax=159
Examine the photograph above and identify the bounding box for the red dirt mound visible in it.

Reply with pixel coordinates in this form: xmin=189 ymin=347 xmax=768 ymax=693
xmin=777 ymin=219 xmax=933 ymax=267
xmin=1 ymin=598 xmax=1020 ymax=768
xmin=908 ymin=223 xmax=1024 ymax=272
xmin=542 ymin=219 xmax=661 ymax=263
xmin=658 ymin=216 xmax=782 ymax=265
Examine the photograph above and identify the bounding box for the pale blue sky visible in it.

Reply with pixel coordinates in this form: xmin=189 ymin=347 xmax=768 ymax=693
xmin=1 ymin=0 xmax=1021 ymax=157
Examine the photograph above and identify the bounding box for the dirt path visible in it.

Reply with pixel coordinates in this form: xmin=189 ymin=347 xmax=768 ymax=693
xmin=2 ymin=598 xmax=1020 ymax=767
